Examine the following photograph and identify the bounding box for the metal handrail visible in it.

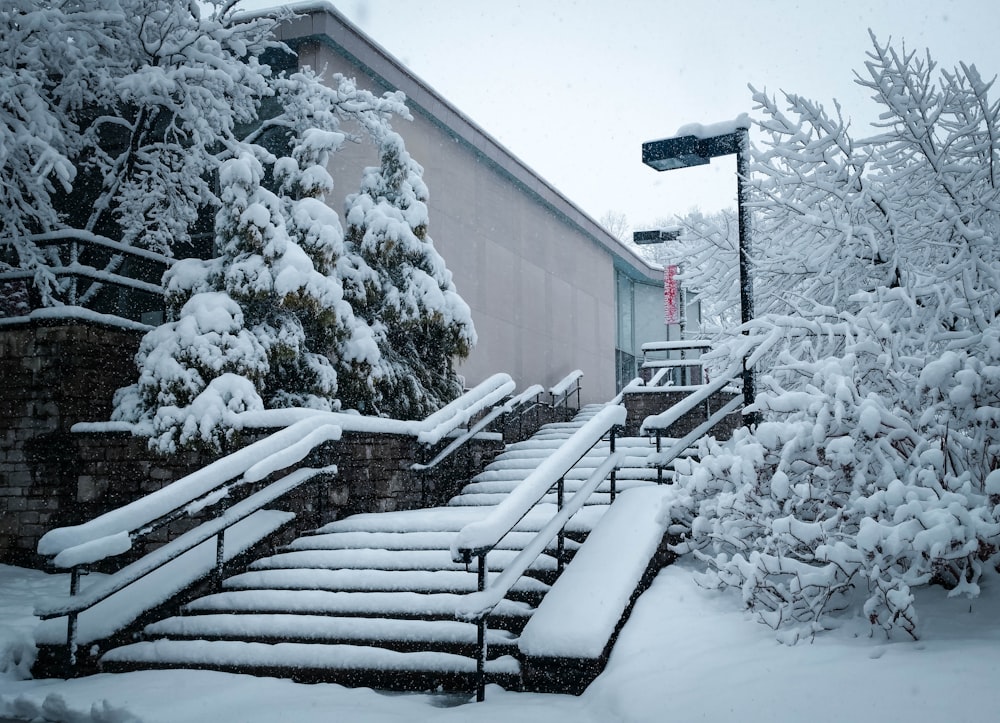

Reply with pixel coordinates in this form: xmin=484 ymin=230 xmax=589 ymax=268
xmin=0 ymin=232 xmax=173 ymax=317
xmin=416 ymin=374 xmax=516 ymax=446
xmin=639 ymin=371 xmax=736 ymax=435
xmin=34 ymin=418 xmax=344 ymax=674
xmin=458 ymin=450 xmax=622 ymax=702
xmin=640 ymin=331 xmax=781 ymax=483
xmin=451 ymin=404 xmax=626 ymax=702
xmin=38 ymin=464 xmax=335 ymax=672
xmin=548 ymin=369 xmax=583 ymax=409
xmin=2 ymin=231 xmax=175 ymax=265
xmin=38 ymin=418 xmax=342 ymax=559
xmin=411 ymin=384 xmax=544 ymax=473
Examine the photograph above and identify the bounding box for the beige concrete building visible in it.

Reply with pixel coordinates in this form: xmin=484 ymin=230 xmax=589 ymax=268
xmin=275 ymin=3 xmax=672 ymax=403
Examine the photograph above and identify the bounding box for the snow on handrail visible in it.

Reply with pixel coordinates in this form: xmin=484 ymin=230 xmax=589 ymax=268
xmin=417 ymin=373 xmax=516 ymax=446
xmin=455 ymin=451 xmax=622 ymax=621
xmin=452 ymin=404 xmax=626 ymax=561
xmin=647 ymin=396 xmax=744 ymax=468
xmin=639 ymin=371 xmax=738 ymax=435
xmin=16 ymin=229 xmax=176 ymax=266
xmin=639 ymin=330 xmax=779 ymax=434
xmin=412 ymin=383 xmax=545 ymax=472
xmin=548 ymin=369 xmax=583 ymax=397
xmin=36 ymin=465 xmax=332 ymax=619
xmin=640 ymin=339 xmax=713 ymax=351
xmin=37 ymin=417 xmax=342 ymax=558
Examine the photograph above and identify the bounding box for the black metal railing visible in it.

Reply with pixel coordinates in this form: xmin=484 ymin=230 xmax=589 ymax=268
xmin=34 ymin=417 xmax=343 ymax=674
xmin=411 ymin=384 xmax=545 ymax=474
xmin=548 ymin=370 xmax=583 ymax=411
xmin=640 ymin=332 xmax=779 ymax=482
xmin=0 ymin=232 xmax=173 ymax=323
xmin=451 ymin=404 xmax=627 ymax=701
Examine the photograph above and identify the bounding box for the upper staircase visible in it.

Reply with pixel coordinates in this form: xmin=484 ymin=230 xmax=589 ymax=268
xmin=95 ymin=404 xmax=667 ymax=691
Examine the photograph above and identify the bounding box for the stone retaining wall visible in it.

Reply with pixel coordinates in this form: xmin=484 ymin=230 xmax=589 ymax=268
xmin=622 ymin=389 xmax=743 ymax=440
xmin=0 ymin=320 xmax=513 ymax=567
xmin=0 ymin=321 xmax=144 ymax=566
xmin=64 ymin=428 xmax=504 ymax=567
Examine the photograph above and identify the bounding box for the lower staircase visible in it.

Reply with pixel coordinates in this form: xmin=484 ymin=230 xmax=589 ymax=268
xmin=98 ymin=405 xmax=669 ymax=691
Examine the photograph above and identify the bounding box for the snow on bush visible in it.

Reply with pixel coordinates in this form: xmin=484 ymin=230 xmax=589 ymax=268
xmin=664 ymin=36 xmax=1000 ymax=641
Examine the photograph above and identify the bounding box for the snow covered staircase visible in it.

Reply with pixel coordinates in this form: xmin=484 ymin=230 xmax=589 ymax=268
xmin=99 ymin=405 xmax=664 ymax=692
xmin=451 ymin=405 xmax=663 ymax=507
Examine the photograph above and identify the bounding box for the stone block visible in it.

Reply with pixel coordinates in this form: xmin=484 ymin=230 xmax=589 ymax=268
xmin=373 ymin=498 xmax=398 ymax=513
xmin=77 ymin=476 xmax=110 ymax=503
xmin=3 ymin=496 xmax=27 ymax=512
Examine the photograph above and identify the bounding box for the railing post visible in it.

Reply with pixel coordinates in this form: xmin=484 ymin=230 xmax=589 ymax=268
xmin=556 ymin=476 xmax=565 ymax=574
xmin=656 ymin=433 xmax=663 ymax=485
xmin=476 ymin=551 xmax=488 ymax=703
xmin=68 ymin=241 xmax=79 ymax=306
xmin=215 ymin=530 xmax=226 ymax=589
xmin=610 ymin=427 xmax=617 ymax=504
xmin=66 ymin=566 xmax=81 ymax=675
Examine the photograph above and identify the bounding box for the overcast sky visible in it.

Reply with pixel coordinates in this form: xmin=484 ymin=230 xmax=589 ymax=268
xmin=308 ymin=1 xmax=1000 ymax=232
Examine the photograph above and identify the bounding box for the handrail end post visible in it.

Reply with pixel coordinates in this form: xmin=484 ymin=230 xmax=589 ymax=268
xmin=66 ymin=610 xmax=79 ymax=677
xmin=475 ymin=615 xmax=487 ymax=702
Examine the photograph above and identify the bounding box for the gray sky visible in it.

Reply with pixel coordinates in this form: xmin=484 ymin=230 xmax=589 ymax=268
xmin=316 ymin=1 xmax=1000 ymax=231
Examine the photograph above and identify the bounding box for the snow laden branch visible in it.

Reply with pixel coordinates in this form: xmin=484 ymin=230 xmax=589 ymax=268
xmin=4 ymin=0 xmax=476 ymax=448
xmin=665 ymin=35 xmax=1000 ymax=642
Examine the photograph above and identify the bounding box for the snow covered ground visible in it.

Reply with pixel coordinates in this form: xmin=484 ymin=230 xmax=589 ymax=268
xmin=1 ymin=560 xmax=997 ymax=722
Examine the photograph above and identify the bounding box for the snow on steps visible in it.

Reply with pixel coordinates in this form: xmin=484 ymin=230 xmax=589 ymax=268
xmin=98 ymin=403 xmax=677 ymax=692
xmin=220 ymin=568 xmax=550 ymax=602
xmin=520 ymin=486 xmax=674 ymax=659
xmin=100 ymin=639 xmax=522 ymax=690
xmin=181 ymin=589 xmax=534 ymax=624
xmin=141 ymin=614 xmax=519 ymax=654
xmin=248 ymin=547 xmax=560 ymax=573
xmin=286 ymin=529 xmax=582 ymax=553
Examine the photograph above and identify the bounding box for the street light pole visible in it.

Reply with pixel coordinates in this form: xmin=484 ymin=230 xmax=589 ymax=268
xmin=734 ymin=127 xmax=757 ymax=425
xmin=642 ymin=121 xmax=757 ymax=425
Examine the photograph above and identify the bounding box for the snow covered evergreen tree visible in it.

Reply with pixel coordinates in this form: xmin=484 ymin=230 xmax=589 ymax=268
xmin=665 ymin=34 xmax=1000 ymax=640
xmin=344 ymin=132 xmax=476 ymax=418
xmin=0 ymin=1 xmax=478 ymax=448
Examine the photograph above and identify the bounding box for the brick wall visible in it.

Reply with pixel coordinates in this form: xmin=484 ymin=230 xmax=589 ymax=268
xmin=63 ymin=428 xmax=504 ymax=567
xmin=0 ymin=319 xmax=512 ymax=567
xmin=0 ymin=321 xmax=144 ymax=566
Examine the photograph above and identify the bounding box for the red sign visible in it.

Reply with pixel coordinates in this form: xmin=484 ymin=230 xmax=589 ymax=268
xmin=664 ymin=264 xmax=679 ymax=324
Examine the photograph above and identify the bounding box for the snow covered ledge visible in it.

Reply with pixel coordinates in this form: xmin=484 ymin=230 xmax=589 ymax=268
xmin=517 ymin=485 xmax=677 ymax=694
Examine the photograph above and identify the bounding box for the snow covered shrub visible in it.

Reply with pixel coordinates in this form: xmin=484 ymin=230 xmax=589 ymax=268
xmin=669 ymin=316 xmax=1000 ymax=640
xmin=112 ymin=291 xmax=269 ymax=453
xmin=665 ymin=36 xmax=1000 ymax=640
